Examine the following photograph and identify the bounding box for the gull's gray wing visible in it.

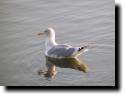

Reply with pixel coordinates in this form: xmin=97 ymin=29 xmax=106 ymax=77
xmin=47 ymin=45 xmax=76 ymax=57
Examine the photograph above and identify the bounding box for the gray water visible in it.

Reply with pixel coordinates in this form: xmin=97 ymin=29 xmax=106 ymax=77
xmin=0 ymin=0 xmax=115 ymax=86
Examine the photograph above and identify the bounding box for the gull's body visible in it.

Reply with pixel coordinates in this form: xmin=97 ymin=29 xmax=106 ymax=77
xmin=38 ymin=28 xmax=88 ymax=58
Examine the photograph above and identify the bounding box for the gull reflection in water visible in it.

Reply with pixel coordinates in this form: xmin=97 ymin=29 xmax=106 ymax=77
xmin=38 ymin=56 xmax=88 ymax=79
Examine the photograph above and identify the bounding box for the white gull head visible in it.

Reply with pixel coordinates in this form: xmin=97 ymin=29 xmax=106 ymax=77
xmin=43 ymin=28 xmax=55 ymax=36
xmin=43 ymin=28 xmax=57 ymax=53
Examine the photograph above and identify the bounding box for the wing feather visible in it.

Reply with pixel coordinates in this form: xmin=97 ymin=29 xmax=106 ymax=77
xmin=47 ymin=45 xmax=75 ymax=57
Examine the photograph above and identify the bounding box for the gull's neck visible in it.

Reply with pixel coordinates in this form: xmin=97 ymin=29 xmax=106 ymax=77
xmin=45 ymin=30 xmax=57 ymax=50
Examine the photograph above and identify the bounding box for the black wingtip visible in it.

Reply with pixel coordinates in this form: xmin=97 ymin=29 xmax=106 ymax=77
xmin=78 ymin=46 xmax=88 ymax=51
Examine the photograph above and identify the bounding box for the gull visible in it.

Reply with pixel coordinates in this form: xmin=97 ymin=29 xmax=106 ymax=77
xmin=37 ymin=28 xmax=88 ymax=58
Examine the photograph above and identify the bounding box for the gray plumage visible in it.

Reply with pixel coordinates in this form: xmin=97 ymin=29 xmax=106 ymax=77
xmin=47 ymin=45 xmax=76 ymax=57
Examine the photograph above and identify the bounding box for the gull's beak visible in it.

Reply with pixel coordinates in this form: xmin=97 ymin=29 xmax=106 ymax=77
xmin=37 ymin=32 xmax=44 ymax=36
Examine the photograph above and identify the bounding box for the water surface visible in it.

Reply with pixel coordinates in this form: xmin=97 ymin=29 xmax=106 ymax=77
xmin=0 ymin=0 xmax=115 ymax=86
